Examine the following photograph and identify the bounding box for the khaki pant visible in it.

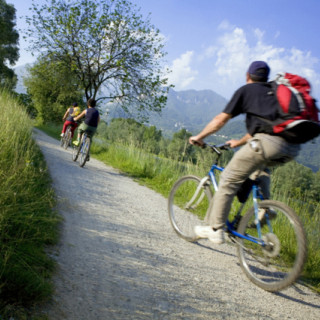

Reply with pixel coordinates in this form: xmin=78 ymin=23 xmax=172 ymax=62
xmin=207 ymin=133 xmax=300 ymax=229
xmin=78 ymin=122 xmax=97 ymax=136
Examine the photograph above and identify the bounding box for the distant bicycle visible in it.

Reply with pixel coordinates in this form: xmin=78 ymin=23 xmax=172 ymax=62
xmin=168 ymin=143 xmax=307 ymax=292
xmin=72 ymin=131 xmax=91 ymax=167
xmin=60 ymin=126 xmax=72 ymax=149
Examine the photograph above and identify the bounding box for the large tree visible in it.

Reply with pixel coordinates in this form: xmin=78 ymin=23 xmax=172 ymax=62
xmin=0 ymin=0 xmax=19 ymax=89
xmin=26 ymin=0 xmax=170 ymax=120
xmin=24 ymin=55 xmax=84 ymax=123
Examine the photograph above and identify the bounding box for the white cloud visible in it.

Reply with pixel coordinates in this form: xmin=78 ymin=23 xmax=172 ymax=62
xmin=218 ymin=20 xmax=235 ymax=31
xmin=167 ymin=51 xmax=198 ymax=89
xmin=199 ymin=24 xmax=320 ymax=99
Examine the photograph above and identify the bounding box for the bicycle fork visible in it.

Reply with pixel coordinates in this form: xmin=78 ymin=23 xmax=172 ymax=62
xmin=185 ymin=176 xmax=211 ymax=210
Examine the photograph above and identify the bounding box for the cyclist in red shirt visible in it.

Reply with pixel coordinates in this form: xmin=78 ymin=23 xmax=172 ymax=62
xmin=61 ymin=103 xmax=81 ymax=138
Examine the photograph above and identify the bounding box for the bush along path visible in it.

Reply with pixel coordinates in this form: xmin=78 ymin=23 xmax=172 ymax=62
xmin=34 ymin=129 xmax=320 ymax=320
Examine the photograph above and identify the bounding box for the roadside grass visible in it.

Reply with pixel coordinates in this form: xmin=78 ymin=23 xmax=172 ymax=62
xmin=0 ymin=91 xmax=60 ymax=318
xmin=41 ymin=123 xmax=320 ymax=292
xmin=272 ymin=191 xmax=320 ymax=290
xmin=36 ymin=122 xmax=61 ymax=140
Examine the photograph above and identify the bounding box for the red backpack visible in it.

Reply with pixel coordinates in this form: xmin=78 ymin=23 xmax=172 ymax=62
xmin=263 ymin=73 xmax=320 ymax=143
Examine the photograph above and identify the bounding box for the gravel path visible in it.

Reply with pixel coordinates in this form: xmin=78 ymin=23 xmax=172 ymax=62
xmin=34 ymin=129 xmax=320 ymax=320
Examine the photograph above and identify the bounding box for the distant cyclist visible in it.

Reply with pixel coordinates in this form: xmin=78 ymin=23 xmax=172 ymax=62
xmin=73 ymin=98 xmax=100 ymax=146
xmin=61 ymin=102 xmax=81 ymax=138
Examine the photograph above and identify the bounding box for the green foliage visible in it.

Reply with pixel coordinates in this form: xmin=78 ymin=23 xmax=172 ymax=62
xmin=11 ymin=91 xmax=38 ymax=118
xmin=0 ymin=0 xmax=19 ymax=90
xmin=101 ymin=117 xmax=164 ymax=153
xmin=167 ymin=129 xmax=194 ymax=162
xmin=99 ymin=119 xmax=215 ymax=163
xmin=26 ymin=0 xmax=170 ymax=121
xmin=0 ymin=90 xmax=60 ymax=311
xmin=272 ymin=161 xmax=320 ymax=202
xmin=24 ymin=56 xmax=83 ymax=124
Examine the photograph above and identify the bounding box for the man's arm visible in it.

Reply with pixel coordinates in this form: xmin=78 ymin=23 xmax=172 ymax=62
xmin=74 ymin=110 xmax=86 ymax=122
xmin=189 ymin=112 xmax=232 ymax=145
xmin=62 ymin=108 xmax=70 ymax=121
xmin=226 ymin=133 xmax=252 ymax=148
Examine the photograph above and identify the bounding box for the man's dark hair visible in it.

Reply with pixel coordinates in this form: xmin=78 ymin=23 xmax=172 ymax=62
xmin=247 ymin=61 xmax=270 ymax=82
xmin=249 ymin=69 xmax=268 ymax=82
xmin=87 ymin=98 xmax=96 ymax=108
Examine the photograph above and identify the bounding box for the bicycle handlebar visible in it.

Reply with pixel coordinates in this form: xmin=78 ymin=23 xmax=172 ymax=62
xmin=191 ymin=140 xmax=230 ymax=155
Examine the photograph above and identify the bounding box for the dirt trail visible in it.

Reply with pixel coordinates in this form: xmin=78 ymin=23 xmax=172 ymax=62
xmin=34 ymin=129 xmax=320 ymax=320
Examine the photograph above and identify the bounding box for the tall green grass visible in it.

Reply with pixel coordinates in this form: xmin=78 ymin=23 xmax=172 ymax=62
xmin=0 ymin=90 xmax=60 ymax=317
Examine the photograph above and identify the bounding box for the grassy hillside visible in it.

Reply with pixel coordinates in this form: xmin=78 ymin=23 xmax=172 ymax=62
xmin=0 ymin=90 xmax=60 ymax=318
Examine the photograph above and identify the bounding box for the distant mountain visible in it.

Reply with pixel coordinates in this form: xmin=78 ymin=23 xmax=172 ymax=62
xmin=146 ymin=88 xmax=246 ymax=140
xmin=148 ymin=88 xmax=228 ymax=135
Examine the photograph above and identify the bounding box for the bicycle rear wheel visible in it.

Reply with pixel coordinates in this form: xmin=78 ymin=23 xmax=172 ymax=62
xmin=63 ymin=127 xmax=72 ymax=149
xmin=168 ymin=175 xmax=213 ymax=242
xmin=79 ymin=136 xmax=91 ymax=167
xmin=237 ymin=200 xmax=307 ymax=292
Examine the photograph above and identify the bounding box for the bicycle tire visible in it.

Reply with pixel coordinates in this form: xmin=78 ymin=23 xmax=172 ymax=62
xmin=60 ymin=135 xmax=64 ymax=147
xmin=237 ymin=200 xmax=307 ymax=292
xmin=72 ymin=138 xmax=82 ymax=162
xmin=64 ymin=127 xmax=72 ymax=149
xmin=79 ymin=137 xmax=91 ymax=167
xmin=168 ymin=175 xmax=213 ymax=242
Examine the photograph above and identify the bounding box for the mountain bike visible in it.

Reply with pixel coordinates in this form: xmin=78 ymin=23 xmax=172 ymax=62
xmin=60 ymin=126 xmax=72 ymax=149
xmin=72 ymin=131 xmax=91 ymax=167
xmin=168 ymin=143 xmax=307 ymax=292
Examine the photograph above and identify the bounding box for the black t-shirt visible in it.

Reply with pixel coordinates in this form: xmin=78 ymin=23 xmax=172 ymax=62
xmin=85 ymin=107 xmax=99 ymax=127
xmin=223 ymin=82 xmax=280 ymax=135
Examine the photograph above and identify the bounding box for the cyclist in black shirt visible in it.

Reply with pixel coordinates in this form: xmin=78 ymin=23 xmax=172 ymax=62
xmin=189 ymin=61 xmax=300 ymax=244
xmin=73 ymin=98 xmax=100 ymax=146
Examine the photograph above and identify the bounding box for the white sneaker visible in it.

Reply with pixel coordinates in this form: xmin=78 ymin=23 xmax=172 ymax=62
xmin=194 ymin=226 xmax=225 ymax=244
xmin=60 ymin=133 xmax=64 ymax=137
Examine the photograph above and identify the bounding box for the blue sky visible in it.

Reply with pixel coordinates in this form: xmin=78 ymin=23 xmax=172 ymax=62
xmin=8 ymin=0 xmax=320 ymax=100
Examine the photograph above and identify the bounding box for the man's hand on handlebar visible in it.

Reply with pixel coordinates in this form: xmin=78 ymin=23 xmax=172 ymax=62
xmin=225 ymin=139 xmax=240 ymax=148
xmin=189 ymin=136 xmax=204 ymax=146
xmin=226 ymin=133 xmax=252 ymax=148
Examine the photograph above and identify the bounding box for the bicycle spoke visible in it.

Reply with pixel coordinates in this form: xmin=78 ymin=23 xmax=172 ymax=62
xmin=168 ymin=175 xmax=212 ymax=242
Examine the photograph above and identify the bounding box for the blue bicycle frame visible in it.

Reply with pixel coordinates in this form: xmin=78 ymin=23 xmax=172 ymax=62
xmin=206 ymin=161 xmax=268 ymax=247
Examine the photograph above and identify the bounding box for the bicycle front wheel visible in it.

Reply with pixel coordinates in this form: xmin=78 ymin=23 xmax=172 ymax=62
xmin=72 ymin=141 xmax=81 ymax=162
xmin=237 ymin=200 xmax=307 ymax=292
xmin=60 ymin=136 xmax=64 ymax=147
xmin=79 ymin=137 xmax=91 ymax=167
xmin=168 ymin=175 xmax=213 ymax=242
